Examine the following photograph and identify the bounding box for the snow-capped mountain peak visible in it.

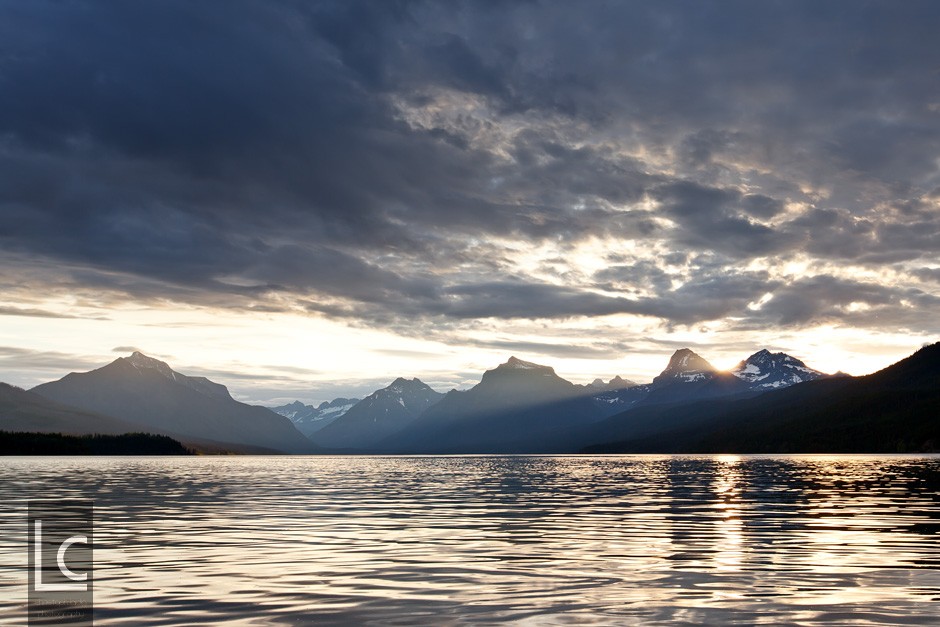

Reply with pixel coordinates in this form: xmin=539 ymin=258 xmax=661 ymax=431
xmin=731 ymin=350 xmax=825 ymax=389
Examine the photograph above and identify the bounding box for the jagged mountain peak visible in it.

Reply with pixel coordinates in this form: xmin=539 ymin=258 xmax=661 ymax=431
xmin=386 ymin=377 xmax=431 ymax=393
xmin=124 ymin=351 xmax=176 ymax=378
xmin=732 ymin=349 xmax=824 ymax=389
xmin=507 ymin=356 xmax=547 ymax=368
xmin=116 ymin=351 xmax=232 ymax=400
xmin=648 ymin=349 xmax=718 ymax=389
xmin=744 ymin=349 xmax=798 ymax=364
xmin=479 ymin=357 xmax=560 ymax=387
xmin=314 ymin=397 xmax=358 ymax=410
xmin=588 ymin=375 xmax=637 ymax=391
xmin=366 ymin=378 xmax=438 ymax=405
xmin=734 ymin=349 xmax=810 ymax=371
xmin=666 ymin=348 xmax=716 ymax=372
xmin=312 ymin=378 xmax=443 ymax=449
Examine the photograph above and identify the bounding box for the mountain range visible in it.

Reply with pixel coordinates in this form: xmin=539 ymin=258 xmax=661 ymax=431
xmin=381 ymin=357 xmax=604 ymax=453
xmin=2 ymin=344 xmax=935 ymax=454
xmin=582 ymin=342 xmax=940 ymax=454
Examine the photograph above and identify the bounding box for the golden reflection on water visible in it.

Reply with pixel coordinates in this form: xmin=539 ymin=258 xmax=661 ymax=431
xmin=0 ymin=455 xmax=939 ymax=625
xmin=711 ymin=454 xmax=744 ymax=575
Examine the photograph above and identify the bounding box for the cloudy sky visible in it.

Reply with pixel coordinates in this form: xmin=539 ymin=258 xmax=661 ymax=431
xmin=1 ymin=1 xmax=939 ymax=404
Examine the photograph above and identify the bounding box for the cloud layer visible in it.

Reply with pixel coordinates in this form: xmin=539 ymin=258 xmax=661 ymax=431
xmin=2 ymin=0 xmax=939 ymax=348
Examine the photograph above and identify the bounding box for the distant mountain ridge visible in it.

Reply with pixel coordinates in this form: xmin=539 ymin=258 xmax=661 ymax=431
xmin=32 ymin=352 xmax=314 ymax=453
xmin=302 ymin=349 xmax=833 ymax=452
xmin=311 ymin=377 xmax=443 ymax=449
xmin=585 ymin=375 xmax=636 ymax=392
xmin=3 ymin=345 xmax=855 ymax=454
xmin=271 ymin=398 xmax=360 ymax=437
xmin=380 ymin=357 xmax=606 ymax=453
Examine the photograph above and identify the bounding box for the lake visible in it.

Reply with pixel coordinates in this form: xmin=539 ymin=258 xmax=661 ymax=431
xmin=1 ymin=455 xmax=940 ymax=625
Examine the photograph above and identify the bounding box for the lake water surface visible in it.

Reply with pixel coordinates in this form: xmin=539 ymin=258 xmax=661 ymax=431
xmin=1 ymin=455 xmax=940 ymax=625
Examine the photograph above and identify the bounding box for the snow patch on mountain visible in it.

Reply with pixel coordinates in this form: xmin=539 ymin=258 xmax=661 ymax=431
xmin=271 ymin=398 xmax=360 ymax=437
xmin=504 ymin=357 xmax=542 ymax=370
xmin=127 ymin=351 xmax=177 ymax=381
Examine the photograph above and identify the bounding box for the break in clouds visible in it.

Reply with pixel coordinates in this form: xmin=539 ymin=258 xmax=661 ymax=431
xmin=1 ymin=0 xmax=939 ymax=345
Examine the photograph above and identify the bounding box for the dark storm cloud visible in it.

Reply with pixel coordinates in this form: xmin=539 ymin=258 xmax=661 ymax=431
xmin=914 ymin=268 xmax=940 ymax=284
xmin=594 ymin=262 xmax=674 ymax=293
xmin=1 ymin=0 xmax=939 ymax=334
xmin=735 ymin=275 xmax=940 ymax=334
xmin=651 ymin=181 xmax=798 ymax=258
xmin=290 ymin=269 xmax=776 ymax=331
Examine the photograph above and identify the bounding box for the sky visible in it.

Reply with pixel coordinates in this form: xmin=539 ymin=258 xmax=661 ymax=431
xmin=1 ymin=1 xmax=939 ymax=405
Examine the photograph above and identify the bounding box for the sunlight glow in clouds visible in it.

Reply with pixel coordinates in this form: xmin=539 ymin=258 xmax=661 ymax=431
xmin=0 ymin=300 xmax=930 ymax=405
xmin=0 ymin=1 xmax=938 ymax=403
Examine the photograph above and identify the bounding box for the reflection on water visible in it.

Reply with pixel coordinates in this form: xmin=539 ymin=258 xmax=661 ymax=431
xmin=1 ymin=455 xmax=940 ymax=625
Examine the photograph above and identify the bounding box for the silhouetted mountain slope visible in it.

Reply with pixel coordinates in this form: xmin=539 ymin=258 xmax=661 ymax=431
xmin=582 ymin=343 xmax=940 ymax=453
xmin=380 ymin=357 xmax=605 ymax=453
xmin=271 ymin=398 xmax=360 ymax=437
xmin=0 ymin=382 xmax=141 ymax=434
xmin=579 ymin=375 xmax=646 ymax=416
xmin=312 ymin=378 xmax=442 ymax=449
xmin=590 ymin=384 xmax=651 ymax=415
xmin=32 ymin=352 xmax=314 ymax=453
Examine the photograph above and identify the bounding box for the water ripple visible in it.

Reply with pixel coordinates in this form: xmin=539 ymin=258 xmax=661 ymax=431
xmin=1 ymin=455 xmax=939 ymax=625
